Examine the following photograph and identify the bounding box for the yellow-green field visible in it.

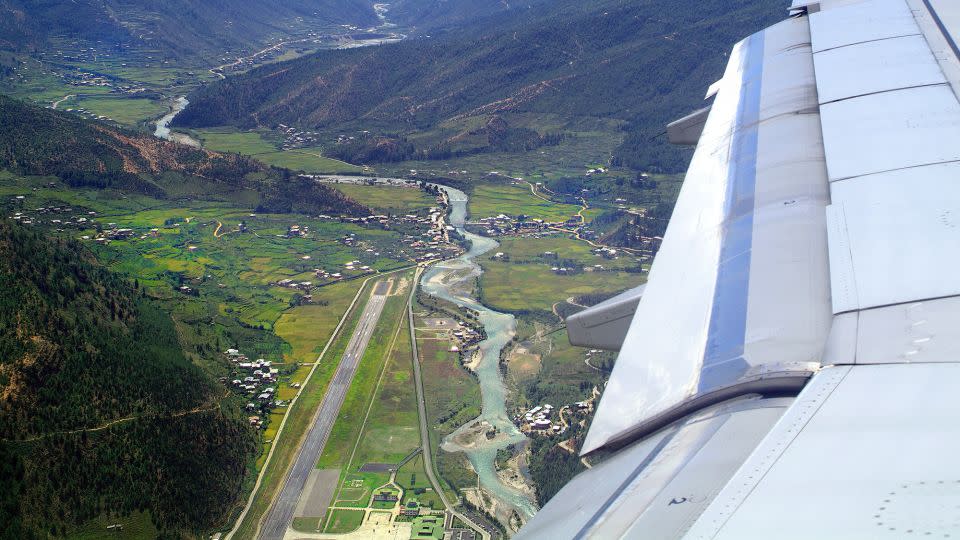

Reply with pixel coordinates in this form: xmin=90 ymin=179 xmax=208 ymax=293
xmin=469 ymin=184 xmax=581 ymax=223
xmin=63 ymin=95 xmax=168 ymax=125
xmin=333 ymin=184 xmax=436 ymax=214
xmin=478 ymin=235 xmax=644 ymax=314
xmin=193 ymin=129 xmax=362 ymax=173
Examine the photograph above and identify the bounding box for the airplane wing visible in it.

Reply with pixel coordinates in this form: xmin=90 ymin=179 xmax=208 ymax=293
xmin=517 ymin=0 xmax=960 ymax=537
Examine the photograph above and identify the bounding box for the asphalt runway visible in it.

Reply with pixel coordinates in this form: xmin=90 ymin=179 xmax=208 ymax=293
xmin=259 ymin=279 xmax=391 ymax=540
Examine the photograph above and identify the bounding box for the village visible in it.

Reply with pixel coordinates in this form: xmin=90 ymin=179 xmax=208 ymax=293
xmin=221 ymin=347 xmax=284 ymax=429
xmin=512 ymin=400 xmax=593 ymax=437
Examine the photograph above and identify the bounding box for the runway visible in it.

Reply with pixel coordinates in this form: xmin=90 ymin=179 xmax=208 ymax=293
xmin=259 ymin=279 xmax=392 ymax=540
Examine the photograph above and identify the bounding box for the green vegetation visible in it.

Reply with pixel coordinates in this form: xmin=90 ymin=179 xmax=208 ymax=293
xmin=0 ymin=0 xmax=377 ymax=62
xmin=0 ymin=95 xmax=367 ymax=215
xmin=0 ymin=221 xmax=256 ymax=538
xmin=480 ymin=260 xmax=641 ymax=316
xmin=469 ymin=183 xmax=581 ymax=222
xmin=395 ymin=455 xmax=443 ymax=510
xmin=64 ymin=95 xmax=168 ymax=125
xmin=333 ymin=471 xmax=391 ymax=509
xmin=352 ymin=299 xmax=422 ymax=466
xmin=176 ymin=0 xmax=783 ymax=174
xmin=316 ymin=279 xmax=411 ymax=469
xmin=324 ymin=509 xmax=365 ymax=533
xmin=193 ymin=128 xmax=364 ymax=174
xmin=291 ymin=516 xmax=324 ymax=532
xmin=230 ymin=279 xmax=371 ymax=540
xmin=334 ymin=183 xmax=437 ymax=214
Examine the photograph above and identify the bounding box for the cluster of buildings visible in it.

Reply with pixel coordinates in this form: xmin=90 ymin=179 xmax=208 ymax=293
xmin=515 ymin=401 xmax=592 ymax=436
xmin=276 ymin=124 xmax=321 ymax=150
xmin=516 ymin=404 xmax=559 ymax=433
xmin=449 ymin=322 xmax=482 ymax=353
xmin=223 ymin=349 xmax=282 ymax=427
xmin=8 ymin=199 xmax=99 ymax=231
xmin=472 ymin=214 xmax=555 ymax=237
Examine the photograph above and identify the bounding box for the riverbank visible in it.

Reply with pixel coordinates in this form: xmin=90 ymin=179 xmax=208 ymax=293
xmin=419 ymin=184 xmax=539 ymax=528
xmin=154 ymin=96 xmax=200 ymax=147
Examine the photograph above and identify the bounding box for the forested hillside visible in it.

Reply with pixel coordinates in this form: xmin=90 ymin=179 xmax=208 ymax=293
xmin=0 ymin=221 xmax=257 ymax=538
xmin=386 ymin=0 xmax=525 ymax=32
xmin=175 ymin=0 xmax=786 ymax=172
xmin=0 ymin=95 xmax=369 ymax=215
xmin=0 ymin=0 xmax=376 ymax=61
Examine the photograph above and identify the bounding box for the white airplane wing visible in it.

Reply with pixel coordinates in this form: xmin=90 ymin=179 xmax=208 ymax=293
xmin=517 ymin=0 xmax=960 ymax=537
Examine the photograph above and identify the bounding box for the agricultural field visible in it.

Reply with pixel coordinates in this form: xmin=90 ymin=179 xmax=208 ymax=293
xmin=480 ymin=261 xmax=642 ymax=315
xmin=333 ymin=183 xmax=437 ymax=215
xmin=468 ymin=183 xmax=582 ymax=223
xmin=192 ymin=128 xmax=363 ymax=174
xmin=59 ymin=95 xmax=169 ymax=125
xmin=490 ymin=235 xmax=642 ymax=271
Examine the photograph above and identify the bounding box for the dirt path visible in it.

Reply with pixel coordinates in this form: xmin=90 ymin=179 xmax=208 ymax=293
xmin=11 ymin=392 xmax=227 ymax=443
xmin=213 ymin=220 xmax=230 ymax=238
xmin=523 ymin=180 xmax=554 ymax=204
xmin=51 ymin=94 xmax=75 ymax=109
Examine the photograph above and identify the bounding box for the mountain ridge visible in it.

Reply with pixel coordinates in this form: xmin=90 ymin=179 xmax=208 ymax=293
xmin=174 ymin=0 xmax=787 ymax=172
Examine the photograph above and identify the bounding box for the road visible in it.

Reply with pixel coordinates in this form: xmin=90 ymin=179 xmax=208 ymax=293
xmin=259 ymin=279 xmax=392 ymax=540
xmin=407 ymin=279 xmax=491 ymax=540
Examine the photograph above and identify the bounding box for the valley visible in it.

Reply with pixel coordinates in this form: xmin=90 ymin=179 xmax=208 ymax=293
xmin=0 ymin=0 xmax=789 ymax=538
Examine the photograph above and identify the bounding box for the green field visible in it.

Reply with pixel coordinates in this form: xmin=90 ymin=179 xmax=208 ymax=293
xmin=489 ymin=235 xmax=641 ymax=271
xmin=469 ymin=183 xmax=581 ymax=223
xmin=257 ymin=149 xmax=363 ymax=174
xmin=324 ymin=509 xmax=365 ymax=533
xmin=480 ymin=262 xmax=642 ymax=315
xmin=412 ymin=308 xmax=481 ymax=496
xmin=395 ymin=454 xmax=444 ymax=510
xmin=292 ymin=516 xmax=324 ymax=532
xmin=379 ymin=112 xmax=627 ymax=183
xmin=333 ymin=470 xmax=392 ymax=509
xmin=316 ymin=274 xmax=413 ymax=470
xmin=63 ymin=95 xmax=168 ymax=125
xmin=333 ymin=183 xmax=436 ymax=214
xmin=352 ymin=303 xmax=422 ymax=466
xmin=194 ymin=128 xmax=363 ymax=173
xmin=194 ymin=129 xmax=278 ymax=154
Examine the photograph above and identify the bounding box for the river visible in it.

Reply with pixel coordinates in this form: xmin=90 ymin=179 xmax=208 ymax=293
xmin=420 ymin=186 xmax=539 ymax=521
xmin=154 ymin=96 xmax=200 ymax=147
xmin=315 ymin=177 xmax=539 ymax=521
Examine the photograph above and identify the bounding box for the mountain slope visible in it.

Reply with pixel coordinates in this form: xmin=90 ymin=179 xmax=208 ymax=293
xmin=0 ymin=0 xmax=377 ymax=60
xmin=174 ymin=0 xmax=786 ymax=172
xmin=0 ymin=94 xmax=369 ymax=215
xmin=0 ymin=221 xmax=256 ymax=538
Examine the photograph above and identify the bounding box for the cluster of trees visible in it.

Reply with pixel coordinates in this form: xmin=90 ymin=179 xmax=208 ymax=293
xmin=322 ymin=120 xmax=566 ymax=165
xmin=255 ymin=170 xmax=369 ymax=215
xmin=527 ymin=423 xmax=587 ymax=506
xmin=0 ymin=221 xmax=257 ymax=537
